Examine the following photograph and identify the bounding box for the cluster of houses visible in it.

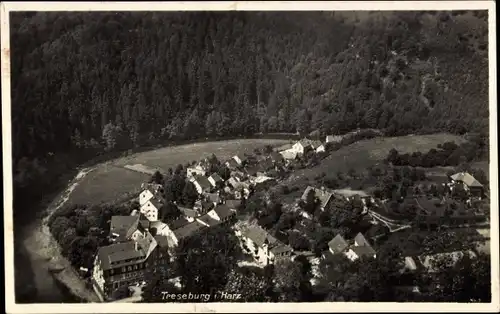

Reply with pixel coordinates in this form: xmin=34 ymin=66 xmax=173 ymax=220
xmin=273 ymin=134 xmax=343 ymax=162
xmin=90 ymin=130 xmax=487 ymax=301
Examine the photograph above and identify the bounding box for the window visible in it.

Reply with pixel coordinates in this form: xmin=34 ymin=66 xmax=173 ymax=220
xmin=128 ymin=266 xmax=132 ymax=271
xmin=122 ymin=267 xmax=126 ymax=272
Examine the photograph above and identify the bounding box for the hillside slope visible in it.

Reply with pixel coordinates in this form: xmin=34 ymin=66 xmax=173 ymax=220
xmin=10 ymin=11 xmax=489 ymax=213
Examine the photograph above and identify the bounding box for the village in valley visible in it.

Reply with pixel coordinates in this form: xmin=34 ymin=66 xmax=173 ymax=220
xmin=85 ymin=130 xmax=490 ymax=302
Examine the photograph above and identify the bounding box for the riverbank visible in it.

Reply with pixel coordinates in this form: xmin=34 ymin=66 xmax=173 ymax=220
xmin=21 ymin=167 xmax=101 ymax=303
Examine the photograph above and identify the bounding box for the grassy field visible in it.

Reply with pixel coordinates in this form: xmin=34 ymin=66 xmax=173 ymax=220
xmin=276 ymin=133 xmax=466 ymax=203
xmin=67 ymin=139 xmax=292 ymax=206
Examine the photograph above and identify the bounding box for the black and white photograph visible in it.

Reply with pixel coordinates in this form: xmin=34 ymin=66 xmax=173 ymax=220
xmin=2 ymin=1 xmax=498 ymax=312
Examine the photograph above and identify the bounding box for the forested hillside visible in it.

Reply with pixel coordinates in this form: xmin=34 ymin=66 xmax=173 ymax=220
xmin=10 ymin=11 xmax=489 ymax=208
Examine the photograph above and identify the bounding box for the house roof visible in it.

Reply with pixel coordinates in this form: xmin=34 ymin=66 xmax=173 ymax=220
xmin=213 ymin=204 xmax=236 ymax=220
xmin=172 ymin=221 xmax=205 ymax=240
xmin=110 ymin=215 xmax=140 ymax=239
xmin=141 ymin=183 xmax=164 ymax=195
xmin=196 ymin=214 xmax=221 ymax=227
xmin=169 ymin=217 xmax=191 ymax=230
xmin=333 ymin=189 xmax=370 ymax=198
xmin=136 ymin=231 xmax=158 ymax=258
xmin=297 ymin=138 xmax=313 ymax=148
xmin=354 ymin=233 xmax=371 ymax=247
xmin=240 ymin=225 xmax=276 ymax=247
xmin=301 ymin=186 xmax=334 ymax=209
xmin=328 ymin=234 xmax=349 ymax=253
xmin=269 ymin=242 xmax=293 ymax=255
xmin=150 ymin=196 xmax=165 ymax=209
xmin=96 ymin=235 xmax=159 ymax=271
xmin=205 ymin=192 xmax=220 ymax=204
xmin=270 ymin=151 xmax=284 ymax=161
xmin=311 ymin=140 xmax=323 ymax=149
xmin=451 ymin=172 xmax=483 ymax=187
xmin=350 ymin=245 xmax=376 ymax=258
xmin=194 ymin=175 xmax=212 ymax=190
xmin=178 ymin=206 xmax=199 ymax=218
xmin=239 ymin=225 xmax=292 ymax=254
xmin=245 ymin=166 xmax=259 ymax=176
xmin=280 ymin=149 xmax=298 ymax=160
xmin=154 ymin=235 xmax=169 ymax=249
xmin=209 ymin=173 xmax=224 ymax=183
xmin=195 ymin=199 xmax=215 ymax=211
xmin=226 ymin=159 xmax=240 ymax=169
xmin=225 ymin=199 xmax=242 ymax=210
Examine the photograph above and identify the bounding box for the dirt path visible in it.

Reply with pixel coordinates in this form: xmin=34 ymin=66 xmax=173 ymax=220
xmin=22 ymin=167 xmax=101 ymax=303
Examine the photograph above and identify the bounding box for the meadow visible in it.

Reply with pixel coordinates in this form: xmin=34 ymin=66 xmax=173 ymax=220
xmin=67 ymin=139 xmax=292 ymax=206
xmin=275 ymin=133 xmax=467 ymax=203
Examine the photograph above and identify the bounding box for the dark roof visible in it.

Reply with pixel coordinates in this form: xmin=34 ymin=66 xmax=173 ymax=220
xmin=298 ymin=138 xmax=313 ymax=148
xmin=195 ymin=199 xmax=215 ymax=211
xmin=209 ymin=173 xmax=224 ymax=183
xmin=226 ymin=159 xmax=240 ymax=169
xmin=194 ymin=175 xmax=212 ymax=190
xmin=245 ymin=166 xmax=259 ymax=176
xmin=110 ymin=216 xmax=140 ymax=239
xmin=146 ymin=196 xmax=164 ymax=210
xmin=173 ymin=222 xmax=205 ymax=240
xmin=205 ymin=192 xmax=221 ymax=203
xmin=225 ymin=199 xmax=242 ymax=210
xmin=328 ymin=234 xmax=349 ymax=253
xmin=196 ymin=214 xmax=221 ymax=227
xmin=350 ymin=245 xmax=376 ymax=258
xmin=301 ymin=186 xmax=334 ymax=209
xmin=354 ymin=233 xmax=371 ymax=247
xmin=178 ymin=206 xmax=199 ymax=218
xmin=97 ymin=242 xmax=144 ymax=271
xmin=169 ymin=217 xmax=191 ymax=230
xmin=213 ymin=204 xmax=236 ymax=220
xmin=239 ymin=225 xmax=292 ymax=255
xmin=311 ymin=140 xmax=323 ymax=149
xmin=154 ymin=235 xmax=169 ymax=249
xmin=270 ymin=151 xmax=284 ymax=162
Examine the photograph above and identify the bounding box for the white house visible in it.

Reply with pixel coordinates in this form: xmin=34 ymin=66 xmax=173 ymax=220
xmin=191 ymin=175 xmax=212 ymax=194
xmin=186 ymin=165 xmax=207 ymax=179
xmin=208 ymin=173 xmax=224 ymax=188
xmin=196 ymin=204 xmax=236 ymax=228
xmin=280 ymin=149 xmax=299 ymax=161
xmin=232 ymin=155 xmax=245 ymax=166
xmin=139 ymin=183 xmax=164 ymax=207
xmin=326 ymin=135 xmax=343 ymax=144
xmin=236 ymin=225 xmax=293 ymax=266
xmin=315 ymin=144 xmax=326 ymax=153
xmin=291 ymin=139 xmax=313 ymax=155
xmin=140 ymin=197 xmax=163 ymax=221
xmin=344 ymin=233 xmax=377 ymax=261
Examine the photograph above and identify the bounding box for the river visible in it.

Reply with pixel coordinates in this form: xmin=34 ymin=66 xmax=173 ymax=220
xmin=15 ymin=167 xmax=97 ymax=303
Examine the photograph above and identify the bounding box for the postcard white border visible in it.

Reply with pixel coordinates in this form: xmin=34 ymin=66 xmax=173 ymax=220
xmin=2 ymin=1 xmax=498 ymax=313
